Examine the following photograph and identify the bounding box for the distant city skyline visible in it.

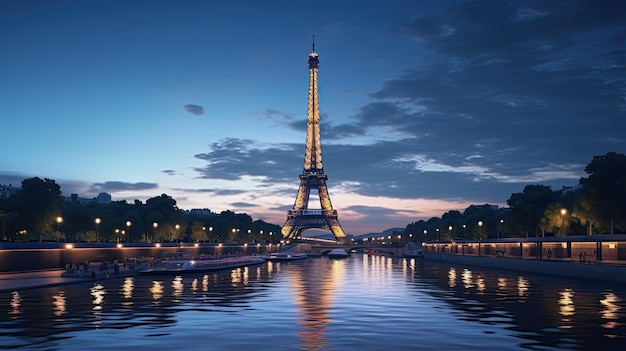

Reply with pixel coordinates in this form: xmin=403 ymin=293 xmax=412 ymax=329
xmin=1 ymin=1 xmax=624 ymax=235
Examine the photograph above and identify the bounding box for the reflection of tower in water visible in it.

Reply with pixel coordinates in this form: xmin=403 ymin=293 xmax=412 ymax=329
xmin=284 ymin=259 xmax=346 ymax=351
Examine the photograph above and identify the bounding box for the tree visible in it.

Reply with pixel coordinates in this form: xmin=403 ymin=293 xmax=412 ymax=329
xmin=539 ymin=203 xmax=570 ymax=237
xmin=11 ymin=177 xmax=63 ymax=241
xmin=579 ymin=152 xmax=626 ymax=234
xmin=507 ymin=185 xmax=556 ymax=237
xmin=190 ymin=221 xmax=208 ymax=242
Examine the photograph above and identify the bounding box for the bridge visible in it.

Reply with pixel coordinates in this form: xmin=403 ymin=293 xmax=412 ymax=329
xmin=282 ymin=242 xmax=416 ymax=257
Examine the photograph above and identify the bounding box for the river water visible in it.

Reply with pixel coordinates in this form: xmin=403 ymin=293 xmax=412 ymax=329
xmin=1 ymin=254 xmax=624 ymax=350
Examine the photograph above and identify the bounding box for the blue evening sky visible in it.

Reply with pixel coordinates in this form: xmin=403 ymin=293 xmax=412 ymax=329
xmin=1 ymin=0 xmax=624 ymax=234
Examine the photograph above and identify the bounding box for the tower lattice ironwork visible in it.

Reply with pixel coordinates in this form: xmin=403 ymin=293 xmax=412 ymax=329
xmin=281 ymin=39 xmax=346 ymax=241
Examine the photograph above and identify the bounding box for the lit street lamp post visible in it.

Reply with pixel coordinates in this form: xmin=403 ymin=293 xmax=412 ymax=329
xmin=95 ymin=218 xmax=101 ymax=242
xmin=560 ymin=209 xmax=567 ymax=236
xmin=153 ymin=222 xmax=158 ymax=243
xmin=126 ymin=221 xmax=131 ymax=243
xmin=56 ymin=216 xmax=63 ymax=242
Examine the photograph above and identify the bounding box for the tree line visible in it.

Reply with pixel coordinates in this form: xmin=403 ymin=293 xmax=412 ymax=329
xmin=401 ymin=152 xmax=626 ymax=242
xmin=0 ymin=181 xmax=281 ymax=243
xmin=1 ymin=152 xmax=624 ymax=243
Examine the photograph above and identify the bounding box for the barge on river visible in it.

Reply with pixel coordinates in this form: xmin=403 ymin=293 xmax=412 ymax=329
xmin=138 ymin=255 xmax=265 ymax=275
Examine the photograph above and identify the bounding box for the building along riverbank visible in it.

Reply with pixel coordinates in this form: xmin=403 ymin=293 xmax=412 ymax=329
xmin=423 ymin=234 xmax=626 ymax=282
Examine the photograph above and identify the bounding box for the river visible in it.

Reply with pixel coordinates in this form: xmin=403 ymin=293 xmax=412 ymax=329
xmin=1 ymin=254 xmax=624 ymax=350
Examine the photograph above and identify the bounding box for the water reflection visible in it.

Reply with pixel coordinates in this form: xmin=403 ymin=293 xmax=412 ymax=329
xmin=9 ymin=291 xmax=21 ymax=317
xmin=90 ymin=283 xmax=106 ymax=327
xmin=0 ymin=256 xmax=625 ymax=350
xmin=448 ymin=267 xmax=456 ymax=288
xmin=172 ymin=276 xmax=184 ymax=300
xmin=559 ymin=288 xmax=575 ymax=328
xmin=119 ymin=276 xmax=134 ymax=309
xmin=150 ymin=280 xmax=164 ymax=304
xmin=284 ymin=258 xmax=341 ymax=351
xmin=517 ymin=276 xmax=529 ymax=302
xmin=600 ymin=292 xmax=621 ymax=334
xmin=52 ymin=291 xmax=66 ymax=317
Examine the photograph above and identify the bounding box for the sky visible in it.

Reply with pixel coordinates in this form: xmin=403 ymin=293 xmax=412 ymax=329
xmin=1 ymin=0 xmax=624 ymax=235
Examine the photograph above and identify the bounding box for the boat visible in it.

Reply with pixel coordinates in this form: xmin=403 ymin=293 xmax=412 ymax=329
xmin=264 ymin=252 xmax=308 ymax=261
xmin=137 ymin=255 xmax=265 ymax=275
xmin=327 ymin=249 xmax=349 ymax=259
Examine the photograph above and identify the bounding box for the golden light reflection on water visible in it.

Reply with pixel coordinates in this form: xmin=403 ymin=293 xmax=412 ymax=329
xmin=150 ymin=280 xmax=164 ymax=304
xmin=191 ymin=278 xmax=198 ymax=292
xmin=120 ymin=277 xmax=134 ymax=307
xmin=287 ymin=259 xmax=342 ymax=351
xmin=52 ymin=291 xmax=66 ymax=317
xmin=400 ymin=258 xmax=416 ymax=281
xmin=517 ymin=276 xmax=529 ymax=302
xmin=448 ymin=267 xmax=457 ymax=288
xmin=202 ymin=274 xmax=209 ymax=292
xmin=462 ymin=269 xmax=472 ymax=289
xmin=600 ymin=292 xmax=621 ymax=334
xmin=559 ymin=288 xmax=575 ymax=328
xmin=497 ymin=277 xmax=507 ymax=299
xmin=9 ymin=291 xmax=21 ymax=317
xmin=476 ymin=276 xmax=485 ymax=294
xmin=90 ymin=283 xmax=106 ymax=327
xmin=172 ymin=276 xmax=184 ymax=300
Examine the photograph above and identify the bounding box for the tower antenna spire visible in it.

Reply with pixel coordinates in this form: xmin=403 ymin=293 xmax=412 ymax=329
xmin=312 ymin=34 xmax=315 ymax=51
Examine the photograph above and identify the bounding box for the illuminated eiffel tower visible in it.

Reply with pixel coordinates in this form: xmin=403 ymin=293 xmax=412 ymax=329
xmin=281 ymin=39 xmax=346 ymax=241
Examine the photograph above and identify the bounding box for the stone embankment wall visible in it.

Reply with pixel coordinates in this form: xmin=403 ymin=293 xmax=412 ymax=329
xmin=424 ymin=253 xmax=626 ymax=282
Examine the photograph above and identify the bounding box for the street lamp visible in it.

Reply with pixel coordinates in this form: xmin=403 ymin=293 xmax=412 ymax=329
xmin=126 ymin=221 xmax=131 ymax=243
xmin=56 ymin=216 xmax=64 ymax=242
xmin=209 ymin=226 xmax=213 ymax=242
xmin=153 ymin=222 xmax=158 ymax=243
xmin=423 ymin=229 xmax=427 ymax=242
xmin=95 ymin=218 xmax=101 ymax=242
xmin=560 ymin=209 xmax=567 ymax=236
xmin=499 ymin=219 xmax=504 ymax=238
xmin=478 ymin=221 xmax=483 ymax=239
xmin=462 ymin=224 xmax=467 ymax=239
xmin=175 ymin=224 xmax=180 ymax=242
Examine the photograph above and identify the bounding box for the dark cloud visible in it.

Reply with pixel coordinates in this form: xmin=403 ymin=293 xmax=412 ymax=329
xmin=162 ymin=170 xmax=176 ymax=176
xmin=230 ymin=202 xmax=256 ymax=208
xmin=178 ymin=188 xmax=248 ymax=196
xmin=183 ymin=104 xmax=204 ymax=116
xmin=90 ymin=181 xmax=158 ymax=193
xmin=194 ymin=138 xmax=301 ymax=181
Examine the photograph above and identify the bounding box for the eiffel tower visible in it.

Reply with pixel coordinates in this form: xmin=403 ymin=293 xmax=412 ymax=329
xmin=281 ymin=39 xmax=346 ymax=241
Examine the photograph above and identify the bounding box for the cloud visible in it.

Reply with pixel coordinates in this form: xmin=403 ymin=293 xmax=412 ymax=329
xmin=162 ymin=170 xmax=176 ymax=176
xmin=194 ymin=138 xmax=300 ymax=181
xmin=90 ymin=181 xmax=158 ymax=193
xmin=230 ymin=201 xmax=256 ymax=208
xmin=183 ymin=104 xmax=204 ymax=116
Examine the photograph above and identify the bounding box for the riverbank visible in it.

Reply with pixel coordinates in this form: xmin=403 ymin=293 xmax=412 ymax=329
xmin=0 ymin=269 xmax=118 ymax=293
xmin=424 ymin=252 xmax=626 ymax=282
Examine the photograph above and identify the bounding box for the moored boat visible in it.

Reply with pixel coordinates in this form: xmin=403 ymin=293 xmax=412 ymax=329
xmin=327 ymin=249 xmax=349 ymax=259
xmin=264 ymin=252 xmax=308 ymax=261
xmin=137 ymin=255 xmax=265 ymax=274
